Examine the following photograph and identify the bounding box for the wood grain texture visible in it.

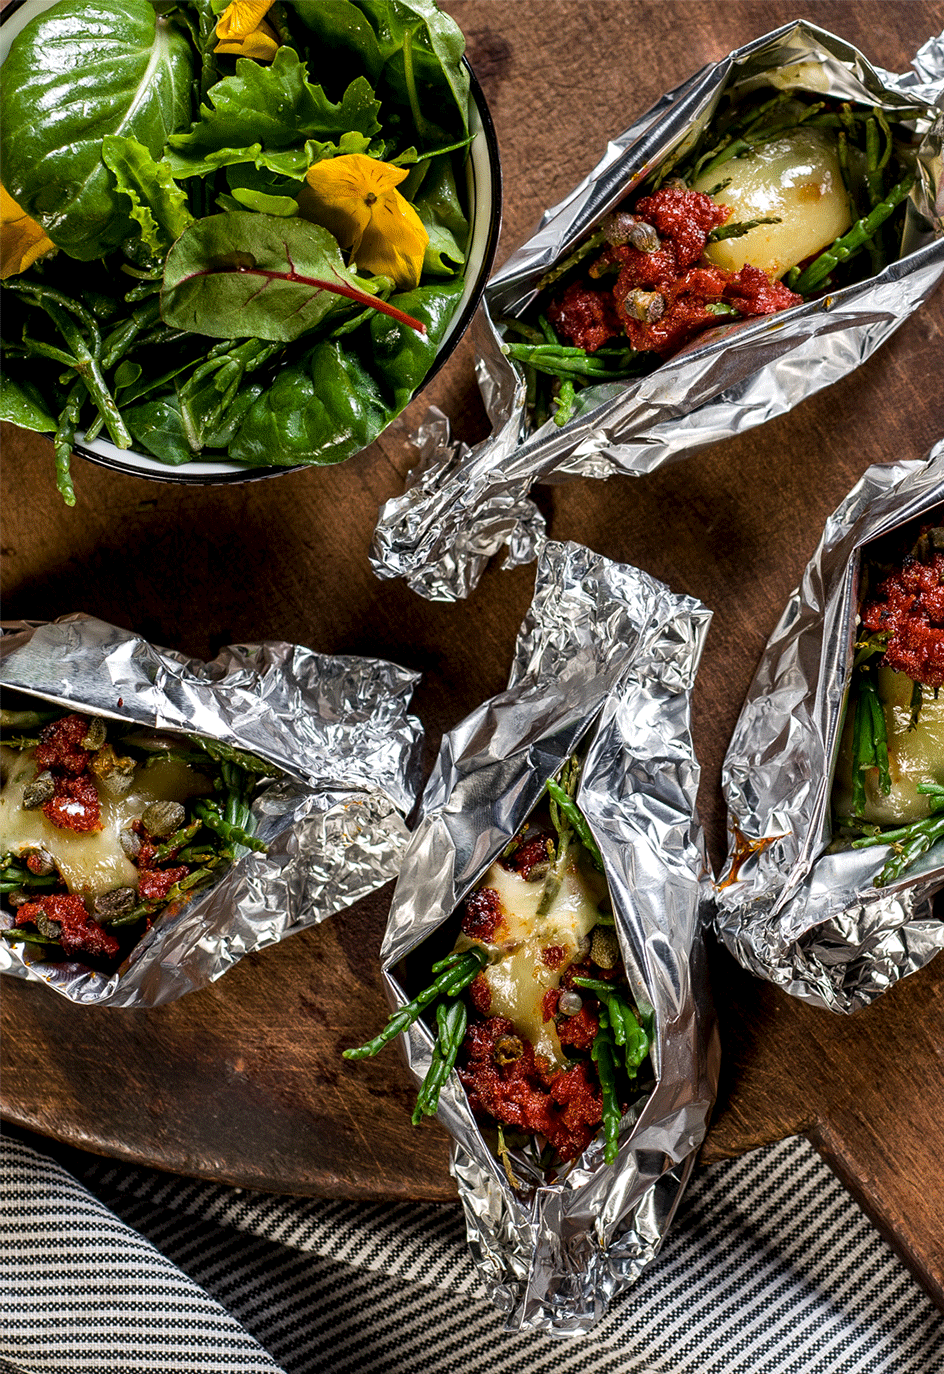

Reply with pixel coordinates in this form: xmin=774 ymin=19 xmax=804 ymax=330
xmin=1 ymin=0 xmax=943 ymax=1308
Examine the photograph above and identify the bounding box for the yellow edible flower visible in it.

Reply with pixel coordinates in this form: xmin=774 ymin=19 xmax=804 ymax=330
xmin=0 ymin=185 xmax=56 ymax=280
xmin=297 ymin=154 xmax=429 ymax=291
xmin=214 ymin=0 xmax=279 ymax=61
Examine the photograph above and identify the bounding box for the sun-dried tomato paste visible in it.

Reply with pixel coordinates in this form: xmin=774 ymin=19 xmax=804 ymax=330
xmin=457 ymin=1015 xmax=604 ymax=1161
xmin=9 ymin=711 xmax=199 ymax=963
xmin=42 ymin=774 xmax=101 ymax=833
xmin=548 ymin=187 xmax=802 ymax=357
xmin=138 ymin=865 xmax=189 ymax=903
xmin=35 ymin=713 xmax=93 ymax=776
xmin=460 ymin=884 xmax=502 ymax=942
xmin=861 ymin=547 xmax=944 ymax=688
xmin=16 ymin=894 xmax=119 ymax=959
xmin=556 ymin=1003 xmax=600 ymax=1052
xmin=503 ymin=831 xmax=552 ymax=880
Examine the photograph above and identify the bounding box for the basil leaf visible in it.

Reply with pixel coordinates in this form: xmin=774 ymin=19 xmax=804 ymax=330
xmin=161 ymin=211 xmax=377 ymax=341
xmin=0 ymin=0 xmax=194 ymax=260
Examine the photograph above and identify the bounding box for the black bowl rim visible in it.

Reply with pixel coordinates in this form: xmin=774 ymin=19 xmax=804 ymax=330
xmin=1 ymin=2 xmax=503 ymax=486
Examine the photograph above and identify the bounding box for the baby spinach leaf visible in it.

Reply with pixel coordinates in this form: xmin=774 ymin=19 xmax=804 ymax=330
xmin=229 ymin=337 xmax=389 ymax=466
xmin=369 ymin=278 xmax=464 ymax=407
xmin=229 ymin=189 xmax=300 ymax=217
xmin=124 ymin=394 xmax=199 ymax=465
xmin=0 ymin=0 xmax=194 ymax=260
xmin=102 ymin=136 xmax=195 ymax=255
xmin=125 ymin=336 xmax=273 ymax=459
xmin=414 ymin=154 xmax=469 ymax=275
xmin=161 ymin=211 xmax=391 ymax=341
xmin=228 ymin=279 xmax=463 ymax=465
xmin=166 ymin=47 xmax=381 ymax=178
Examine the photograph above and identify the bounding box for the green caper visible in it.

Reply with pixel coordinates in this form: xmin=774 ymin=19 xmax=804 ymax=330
xmin=141 ymin=800 xmax=186 ymax=839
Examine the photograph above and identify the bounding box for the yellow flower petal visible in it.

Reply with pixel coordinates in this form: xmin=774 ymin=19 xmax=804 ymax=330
xmin=356 ymin=192 xmax=429 ymax=291
xmin=297 ymin=154 xmax=429 ymax=290
xmin=215 ymin=0 xmax=272 ymax=40
xmin=214 ymin=2 xmax=278 ymax=61
xmin=1 ymin=184 xmax=56 ymax=280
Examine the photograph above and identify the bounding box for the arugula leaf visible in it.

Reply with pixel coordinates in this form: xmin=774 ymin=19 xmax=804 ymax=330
xmin=102 ymin=136 xmax=195 ymax=255
xmin=0 ymin=0 xmax=194 ymax=259
xmin=161 ymin=211 xmax=391 ymax=341
xmin=165 ymin=47 xmax=382 ymax=178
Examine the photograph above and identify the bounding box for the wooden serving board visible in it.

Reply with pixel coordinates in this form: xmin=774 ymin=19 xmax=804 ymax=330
xmin=2 ymin=0 xmax=943 ymax=1308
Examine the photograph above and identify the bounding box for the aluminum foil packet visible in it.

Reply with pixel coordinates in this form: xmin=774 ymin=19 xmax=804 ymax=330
xmin=375 ymin=541 xmax=717 ymax=1333
xmin=0 ymin=614 xmax=423 ymax=1007
xmin=371 ymin=21 xmax=944 ymax=601
xmin=716 ymin=440 xmax=944 ymax=1013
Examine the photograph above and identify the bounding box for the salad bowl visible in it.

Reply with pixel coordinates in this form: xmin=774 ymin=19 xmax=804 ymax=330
xmin=0 ymin=0 xmax=501 ymax=491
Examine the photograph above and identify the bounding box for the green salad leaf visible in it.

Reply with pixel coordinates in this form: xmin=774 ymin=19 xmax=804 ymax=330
xmin=230 ymin=278 xmax=463 ymax=465
xmin=413 ymin=153 xmax=469 ymax=274
xmin=0 ymin=373 xmax=58 ymax=433
xmin=165 ymin=47 xmax=382 ymax=178
xmin=0 ymin=0 xmax=194 ymax=259
xmin=102 ymin=135 xmax=195 ymax=255
xmin=290 ymin=0 xmax=469 ymax=141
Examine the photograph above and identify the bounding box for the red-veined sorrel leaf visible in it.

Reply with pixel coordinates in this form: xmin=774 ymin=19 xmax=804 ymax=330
xmin=161 ymin=210 xmax=425 ymax=341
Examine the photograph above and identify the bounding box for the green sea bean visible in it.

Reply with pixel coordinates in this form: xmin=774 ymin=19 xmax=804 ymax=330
xmin=591 ymin=1017 xmax=622 ymax=1164
xmin=792 ymin=174 xmax=914 ymax=295
xmin=342 ymin=946 xmax=487 ymax=1061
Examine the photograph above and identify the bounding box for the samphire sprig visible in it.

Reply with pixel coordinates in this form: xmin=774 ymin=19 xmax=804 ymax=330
xmin=851 ymin=783 xmax=944 ymax=886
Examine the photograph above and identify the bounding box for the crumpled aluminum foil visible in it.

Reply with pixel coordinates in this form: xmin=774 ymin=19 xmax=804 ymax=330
xmin=0 ymin=614 xmax=423 ymax=1007
xmin=371 ymin=21 xmax=944 ymax=601
xmin=375 ymin=541 xmax=717 ymax=1333
xmin=715 ymin=440 xmax=944 ymax=1013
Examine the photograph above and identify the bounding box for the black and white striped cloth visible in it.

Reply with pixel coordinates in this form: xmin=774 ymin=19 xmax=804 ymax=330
xmin=1 ymin=1129 xmax=941 ymax=1374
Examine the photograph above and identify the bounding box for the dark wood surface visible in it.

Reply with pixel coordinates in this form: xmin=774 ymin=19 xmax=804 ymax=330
xmin=2 ymin=0 xmax=943 ymax=1309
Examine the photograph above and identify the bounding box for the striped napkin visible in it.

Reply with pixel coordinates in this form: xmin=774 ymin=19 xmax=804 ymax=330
xmin=1 ymin=1130 xmax=939 ymax=1373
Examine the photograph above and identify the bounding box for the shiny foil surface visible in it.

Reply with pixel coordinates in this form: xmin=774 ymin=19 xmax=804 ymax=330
xmin=378 ymin=542 xmax=717 ymax=1333
xmin=716 ymin=441 xmax=944 ymax=1013
xmin=0 ymin=615 xmax=423 ymax=1006
xmin=371 ymin=21 xmax=944 ymax=601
